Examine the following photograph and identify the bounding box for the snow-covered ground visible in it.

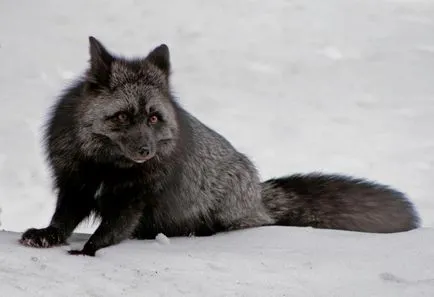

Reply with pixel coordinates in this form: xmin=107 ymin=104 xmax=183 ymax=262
xmin=1 ymin=227 xmax=433 ymax=297
xmin=0 ymin=0 xmax=433 ymax=296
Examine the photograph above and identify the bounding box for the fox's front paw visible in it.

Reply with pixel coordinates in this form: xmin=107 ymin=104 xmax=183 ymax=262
xmin=19 ymin=226 xmax=65 ymax=248
xmin=68 ymin=248 xmax=96 ymax=257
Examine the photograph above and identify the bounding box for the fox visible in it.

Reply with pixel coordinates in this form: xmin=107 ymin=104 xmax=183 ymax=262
xmin=19 ymin=36 xmax=420 ymax=256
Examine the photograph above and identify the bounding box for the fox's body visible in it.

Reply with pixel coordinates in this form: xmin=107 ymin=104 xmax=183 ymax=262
xmin=20 ymin=37 xmax=420 ymax=256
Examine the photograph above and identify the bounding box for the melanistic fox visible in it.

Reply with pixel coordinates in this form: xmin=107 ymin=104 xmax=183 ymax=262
xmin=20 ymin=37 xmax=420 ymax=256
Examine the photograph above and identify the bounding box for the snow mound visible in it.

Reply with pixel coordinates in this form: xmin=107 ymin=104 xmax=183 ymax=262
xmin=155 ymin=233 xmax=171 ymax=245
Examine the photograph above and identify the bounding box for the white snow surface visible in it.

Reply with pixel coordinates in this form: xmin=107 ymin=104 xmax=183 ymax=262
xmin=2 ymin=228 xmax=434 ymax=296
xmin=0 ymin=0 xmax=434 ymax=296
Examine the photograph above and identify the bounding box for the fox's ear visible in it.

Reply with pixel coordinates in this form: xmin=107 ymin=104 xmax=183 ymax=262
xmin=146 ymin=44 xmax=171 ymax=76
xmin=87 ymin=36 xmax=114 ymax=85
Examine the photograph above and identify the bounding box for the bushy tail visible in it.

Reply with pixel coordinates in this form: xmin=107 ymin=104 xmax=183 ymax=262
xmin=260 ymin=172 xmax=420 ymax=233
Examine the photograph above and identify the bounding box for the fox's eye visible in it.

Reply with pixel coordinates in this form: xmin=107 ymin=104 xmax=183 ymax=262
xmin=148 ymin=115 xmax=159 ymax=125
xmin=115 ymin=112 xmax=129 ymax=123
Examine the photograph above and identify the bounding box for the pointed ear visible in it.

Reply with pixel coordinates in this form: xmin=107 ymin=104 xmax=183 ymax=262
xmin=87 ymin=36 xmax=114 ymax=85
xmin=146 ymin=44 xmax=171 ymax=75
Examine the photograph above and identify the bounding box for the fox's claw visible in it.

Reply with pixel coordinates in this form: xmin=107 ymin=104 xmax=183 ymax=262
xmin=20 ymin=227 xmax=65 ymax=248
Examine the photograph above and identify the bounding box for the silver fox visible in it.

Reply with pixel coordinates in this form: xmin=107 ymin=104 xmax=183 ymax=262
xmin=20 ymin=37 xmax=420 ymax=256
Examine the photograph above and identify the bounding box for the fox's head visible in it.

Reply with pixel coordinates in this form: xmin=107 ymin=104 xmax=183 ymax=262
xmin=76 ymin=36 xmax=180 ymax=166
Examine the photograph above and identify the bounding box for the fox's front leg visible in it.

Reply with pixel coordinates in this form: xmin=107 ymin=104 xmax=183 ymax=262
xmin=20 ymin=178 xmax=97 ymax=248
xmin=69 ymin=193 xmax=146 ymax=256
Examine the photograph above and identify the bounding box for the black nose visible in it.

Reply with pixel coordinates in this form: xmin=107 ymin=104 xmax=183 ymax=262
xmin=138 ymin=146 xmax=150 ymax=157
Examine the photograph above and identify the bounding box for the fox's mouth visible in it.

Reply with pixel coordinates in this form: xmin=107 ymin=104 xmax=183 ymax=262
xmin=117 ymin=145 xmax=156 ymax=164
xmin=129 ymin=152 xmax=155 ymax=164
xmin=116 ymin=139 xmax=173 ymax=164
xmin=132 ymin=157 xmax=152 ymax=163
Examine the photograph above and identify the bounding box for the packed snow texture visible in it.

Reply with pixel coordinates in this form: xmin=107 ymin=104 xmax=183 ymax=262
xmin=0 ymin=0 xmax=433 ymax=296
xmin=2 ymin=228 xmax=434 ymax=297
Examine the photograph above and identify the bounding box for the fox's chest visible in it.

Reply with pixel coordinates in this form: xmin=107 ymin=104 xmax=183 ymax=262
xmin=94 ymin=172 xmax=217 ymax=236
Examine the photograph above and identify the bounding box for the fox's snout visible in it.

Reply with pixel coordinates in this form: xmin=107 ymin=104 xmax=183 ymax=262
xmin=123 ymin=140 xmax=156 ymax=163
xmin=138 ymin=146 xmax=151 ymax=158
xmin=114 ymin=128 xmax=157 ymax=163
xmin=133 ymin=145 xmax=155 ymax=163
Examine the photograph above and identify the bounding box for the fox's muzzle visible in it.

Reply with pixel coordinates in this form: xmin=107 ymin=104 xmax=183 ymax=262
xmin=133 ymin=146 xmax=155 ymax=163
xmin=116 ymin=127 xmax=157 ymax=163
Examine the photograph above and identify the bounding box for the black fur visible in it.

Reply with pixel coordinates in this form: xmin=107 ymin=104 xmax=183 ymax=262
xmin=262 ymin=173 xmax=420 ymax=233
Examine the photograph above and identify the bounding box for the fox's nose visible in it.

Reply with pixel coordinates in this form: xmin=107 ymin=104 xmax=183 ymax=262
xmin=138 ymin=146 xmax=151 ymax=157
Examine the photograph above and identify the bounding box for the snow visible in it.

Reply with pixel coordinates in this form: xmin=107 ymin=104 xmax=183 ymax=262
xmin=2 ymin=228 xmax=434 ymax=296
xmin=0 ymin=0 xmax=433 ymax=296
xmin=155 ymin=233 xmax=171 ymax=245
